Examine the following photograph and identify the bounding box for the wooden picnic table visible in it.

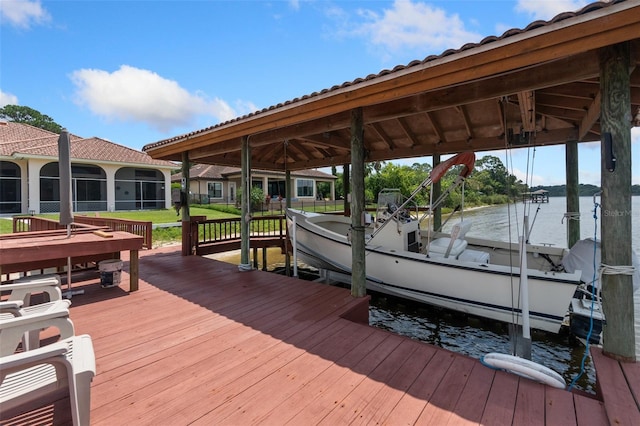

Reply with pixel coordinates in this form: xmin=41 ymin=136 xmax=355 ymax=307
xmin=0 ymin=230 xmax=143 ymax=291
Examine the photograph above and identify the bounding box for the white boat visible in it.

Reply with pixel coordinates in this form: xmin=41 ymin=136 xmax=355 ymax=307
xmin=286 ymin=152 xmax=585 ymax=334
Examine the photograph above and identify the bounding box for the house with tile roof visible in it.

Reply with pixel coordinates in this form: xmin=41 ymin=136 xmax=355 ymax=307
xmin=172 ymin=163 xmax=337 ymax=205
xmin=0 ymin=121 xmax=176 ymax=215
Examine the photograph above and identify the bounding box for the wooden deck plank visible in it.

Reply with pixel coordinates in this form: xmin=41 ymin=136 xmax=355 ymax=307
xmin=591 ymin=348 xmax=640 ymax=426
xmin=256 ymin=326 xmax=388 ymax=424
xmin=544 ymin=387 xmax=578 ymax=426
xmin=349 ymin=340 xmax=437 ymax=426
xmin=149 ymin=316 xmax=355 ymax=425
xmin=285 ymin=332 xmax=406 ymax=425
xmin=620 ymin=360 xmax=640 ymax=411
xmin=382 ymin=348 xmax=456 ymax=425
xmin=198 ymin=320 xmax=379 ymax=424
xmin=2 ymin=247 xmax=626 ymax=425
xmin=513 ymin=378 xmax=546 ymax=426
xmin=416 ymin=354 xmax=476 ymax=424
xmin=92 ymin=292 xmax=357 ymax=425
xmin=481 ymin=370 xmax=519 ymax=425
xmin=445 ymin=361 xmax=496 ymax=425
xmin=574 ymin=393 xmax=608 ymax=426
xmin=315 ymin=337 xmax=422 ymax=425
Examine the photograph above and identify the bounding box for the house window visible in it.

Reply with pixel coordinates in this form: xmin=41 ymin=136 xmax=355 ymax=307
xmin=40 ymin=162 xmax=107 ymax=213
xmin=0 ymin=161 xmax=21 ymax=214
xmin=296 ymin=179 xmax=314 ymax=197
xmin=208 ymin=182 xmax=222 ymax=199
xmin=115 ymin=167 xmax=164 ymax=210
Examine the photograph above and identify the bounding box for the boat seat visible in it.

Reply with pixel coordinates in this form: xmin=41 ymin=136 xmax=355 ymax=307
xmin=429 ymin=239 xmax=468 ymax=258
xmin=429 ymin=221 xmax=473 ymax=258
xmin=458 ymin=249 xmax=490 ymax=264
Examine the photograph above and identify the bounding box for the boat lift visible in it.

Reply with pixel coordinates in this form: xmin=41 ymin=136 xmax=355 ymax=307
xmin=368 ymin=151 xmax=476 ymax=242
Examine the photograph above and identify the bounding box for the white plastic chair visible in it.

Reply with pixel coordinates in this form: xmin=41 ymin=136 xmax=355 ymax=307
xmin=0 ymin=299 xmax=73 ymax=353
xmin=0 ymin=334 xmax=96 ymax=426
xmin=1 ymin=274 xmax=62 ymax=305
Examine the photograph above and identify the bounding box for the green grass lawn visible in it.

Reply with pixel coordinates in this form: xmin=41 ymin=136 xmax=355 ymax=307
xmin=45 ymin=207 xmax=239 ymax=224
xmin=0 ymin=218 xmax=14 ymax=234
xmin=0 ymin=207 xmax=240 ymax=241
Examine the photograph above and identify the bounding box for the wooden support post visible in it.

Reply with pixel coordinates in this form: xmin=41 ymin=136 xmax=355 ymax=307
xmin=285 ymin=169 xmax=291 ymax=276
xmin=240 ymin=136 xmax=251 ymax=269
xmin=432 ymin=153 xmax=442 ymax=231
xmin=253 ymin=247 xmax=258 ymax=269
xmin=181 ymin=152 xmax=191 ymax=256
xmin=343 ymin=164 xmax=350 ymax=217
xmin=285 ymin=170 xmax=291 ymax=209
xmin=350 ymin=108 xmax=366 ymax=298
xmin=600 ymin=43 xmax=635 ymax=361
xmin=565 ymin=140 xmax=580 ymax=249
xmin=262 ymin=248 xmax=267 ymax=271
xmin=129 ymin=249 xmax=139 ymax=292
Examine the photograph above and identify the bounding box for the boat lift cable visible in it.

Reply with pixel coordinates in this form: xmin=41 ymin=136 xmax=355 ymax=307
xmin=569 ymin=195 xmax=601 ymax=391
xmin=527 ymin=204 xmax=542 ymax=244
xmin=569 ymin=193 xmax=636 ymax=391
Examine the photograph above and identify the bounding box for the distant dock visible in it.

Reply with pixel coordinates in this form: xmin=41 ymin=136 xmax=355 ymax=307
xmin=524 ymin=189 xmax=550 ymax=203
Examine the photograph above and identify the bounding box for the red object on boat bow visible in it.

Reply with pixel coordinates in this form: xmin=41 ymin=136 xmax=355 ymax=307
xmin=429 ymin=151 xmax=476 ymax=183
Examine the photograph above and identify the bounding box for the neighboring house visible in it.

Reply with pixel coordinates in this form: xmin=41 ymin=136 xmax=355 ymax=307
xmin=0 ymin=121 xmax=176 ymax=215
xmin=172 ymin=164 xmax=337 ymax=204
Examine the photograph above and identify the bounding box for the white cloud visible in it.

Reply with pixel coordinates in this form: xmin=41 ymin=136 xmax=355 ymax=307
xmin=334 ymin=0 xmax=481 ymax=57
xmin=0 ymin=90 xmax=19 ymax=107
xmin=511 ymin=167 xmax=551 ymax=187
xmin=70 ymin=65 xmax=245 ymax=132
xmin=0 ymin=0 xmax=50 ymax=28
xmin=289 ymin=0 xmax=300 ymax=11
xmin=515 ymin=0 xmax=589 ymax=21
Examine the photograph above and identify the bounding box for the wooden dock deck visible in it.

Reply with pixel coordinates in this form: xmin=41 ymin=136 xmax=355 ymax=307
xmin=3 ymin=246 xmax=638 ymax=425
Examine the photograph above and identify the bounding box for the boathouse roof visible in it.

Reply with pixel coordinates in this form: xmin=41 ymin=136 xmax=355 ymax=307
xmin=143 ymin=0 xmax=640 ymax=171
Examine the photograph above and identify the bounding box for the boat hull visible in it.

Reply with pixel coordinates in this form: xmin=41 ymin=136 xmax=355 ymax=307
xmin=288 ymin=209 xmax=581 ymax=334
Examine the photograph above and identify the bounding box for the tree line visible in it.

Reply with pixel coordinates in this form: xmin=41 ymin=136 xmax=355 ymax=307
xmin=531 ymin=184 xmax=640 ymax=196
xmin=327 ymin=155 xmax=528 ymax=209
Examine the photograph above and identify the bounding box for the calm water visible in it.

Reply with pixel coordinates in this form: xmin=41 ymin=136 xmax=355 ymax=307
xmin=445 ymin=196 xmax=639 ymax=253
xmin=215 ymin=197 xmax=639 ymax=393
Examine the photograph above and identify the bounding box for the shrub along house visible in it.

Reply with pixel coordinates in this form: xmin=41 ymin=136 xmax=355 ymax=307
xmin=0 ymin=121 xmax=176 ymax=215
xmin=172 ymin=163 xmax=337 ymax=205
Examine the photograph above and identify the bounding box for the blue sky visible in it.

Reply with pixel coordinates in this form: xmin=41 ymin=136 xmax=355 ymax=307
xmin=1 ymin=0 xmax=638 ymax=186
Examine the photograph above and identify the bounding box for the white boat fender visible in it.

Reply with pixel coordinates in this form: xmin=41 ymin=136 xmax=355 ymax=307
xmin=480 ymin=352 xmax=566 ymax=389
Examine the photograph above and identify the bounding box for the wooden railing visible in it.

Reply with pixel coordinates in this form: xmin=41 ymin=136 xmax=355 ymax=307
xmin=193 ymin=215 xmax=287 ymax=255
xmin=13 ymin=216 xmax=67 ymax=233
xmin=11 ymin=215 xmax=152 ymax=249
xmin=74 ymin=216 xmax=152 ymax=249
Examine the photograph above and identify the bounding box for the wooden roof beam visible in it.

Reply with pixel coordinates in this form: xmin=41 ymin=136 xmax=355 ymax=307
xmin=369 ymin=122 xmax=396 ymax=150
xmin=286 ymin=141 xmax=314 ymax=161
xmin=424 ymin=112 xmax=446 ymax=145
xmin=456 ymin=105 xmax=475 ymax=140
xmin=579 ymin=90 xmax=601 ymax=141
xmin=496 ymin=99 xmax=506 ymax=136
xmin=517 ymin=91 xmax=536 ymax=132
xmin=396 ymin=117 xmax=419 ymax=147
xmin=295 ymin=132 xmax=351 ymax=150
